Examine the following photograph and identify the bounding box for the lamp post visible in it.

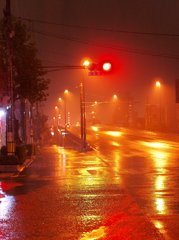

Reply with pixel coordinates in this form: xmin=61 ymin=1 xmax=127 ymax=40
xmin=64 ymin=90 xmax=68 ymax=131
xmin=80 ymin=60 xmax=91 ymax=150
xmin=112 ymin=94 xmax=118 ymax=126
xmin=54 ymin=106 xmax=59 ymax=128
xmin=58 ymin=97 xmax=62 ymax=128
xmin=156 ymin=81 xmax=161 ymax=129
xmin=156 ymin=81 xmax=161 ymax=128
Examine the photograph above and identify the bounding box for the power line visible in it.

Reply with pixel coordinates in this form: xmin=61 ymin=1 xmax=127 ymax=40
xmin=21 ymin=17 xmax=179 ymax=37
xmin=17 ymin=17 xmax=179 ymax=60
xmin=31 ymin=29 xmax=179 ymax=60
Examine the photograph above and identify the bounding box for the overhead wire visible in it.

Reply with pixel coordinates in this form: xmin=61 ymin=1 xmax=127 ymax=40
xmin=31 ymin=29 xmax=179 ymax=60
xmin=21 ymin=18 xmax=179 ymax=37
xmin=19 ymin=17 xmax=179 ymax=60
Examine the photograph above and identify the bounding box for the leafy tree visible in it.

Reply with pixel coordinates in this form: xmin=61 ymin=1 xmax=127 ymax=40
xmin=0 ymin=16 xmax=50 ymax=104
xmin=33 ymin=112 xmax=50 ymax=143
xmin=0 ymin=15 xmax=50 ymax=144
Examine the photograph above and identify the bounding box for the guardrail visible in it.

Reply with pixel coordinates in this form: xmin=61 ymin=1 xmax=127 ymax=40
xmin=58 ymin=131 xmax=91 ymax=152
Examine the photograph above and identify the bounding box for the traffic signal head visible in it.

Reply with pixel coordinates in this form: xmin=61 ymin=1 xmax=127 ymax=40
xmin=88 ymin=62 xmax=97 ymax=71
xmin=87 ymin=61 xmax=113 ymax=76
xmin=101 ymin=62 xmax=112 ymax=72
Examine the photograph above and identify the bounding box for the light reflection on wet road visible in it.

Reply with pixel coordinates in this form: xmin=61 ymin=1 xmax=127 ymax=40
xmin=87 ymin=127 xmax=179 ymax=239
xmin=0 ymin=127 xmax=179 ymax=239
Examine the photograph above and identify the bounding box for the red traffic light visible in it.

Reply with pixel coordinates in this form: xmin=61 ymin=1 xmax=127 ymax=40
xmin=102 ymin=62 xmax=112 ymax=72
xmin=87 ymin=61 xmax=113 ymax=76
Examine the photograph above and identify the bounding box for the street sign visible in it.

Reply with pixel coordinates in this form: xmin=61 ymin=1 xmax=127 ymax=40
xmin=87 ymin=61 xmax=112 ymax=76
xmin=88 ymin=71 xmax=106 ymax=76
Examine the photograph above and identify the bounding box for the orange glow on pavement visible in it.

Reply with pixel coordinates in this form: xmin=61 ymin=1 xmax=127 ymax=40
xmin=111 ymin=141 xmax=120 ymax=146
xmin=141 ymin=141 xmax=170 ymax=149
xmin=105 ymin=131 xmax=122 ymax=137
xmin=91 ymin=126 xmax=99 ymax=132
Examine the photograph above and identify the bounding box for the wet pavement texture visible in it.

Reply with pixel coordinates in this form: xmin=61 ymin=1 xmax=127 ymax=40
xmin=0 ymin=127 xmax=179 ymax=239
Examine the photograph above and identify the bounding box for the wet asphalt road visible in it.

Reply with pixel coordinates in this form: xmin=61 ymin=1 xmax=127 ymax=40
xmin=0 ymin=127 xmax=179 ymax=239
xmin=87 ymin=127 xmax=179 ymax=239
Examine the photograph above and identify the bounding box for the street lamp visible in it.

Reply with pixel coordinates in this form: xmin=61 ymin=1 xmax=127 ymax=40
xmin=58 ymin=98 xmax=62 ymax=128
xmin=64 ymin=90 xmax=68 ymax=131
xmin=54 ymin=106 xmax=59 ymax=127
xmin=113 ymin=94 xmax=118 ymax=126
xmin=83 ymin=60 xmax=91 ymax=68
xmin=156 ymin=81 xmax=161 ymax=87
xmin=80 ymin=60 xmax=91 ymax=151
xmin=156 ymin=81 xmax=162 ymax=129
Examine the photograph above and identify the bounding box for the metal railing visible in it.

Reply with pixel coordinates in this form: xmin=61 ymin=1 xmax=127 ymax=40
xmin=59 ymin=131 xmax=91 ymax=152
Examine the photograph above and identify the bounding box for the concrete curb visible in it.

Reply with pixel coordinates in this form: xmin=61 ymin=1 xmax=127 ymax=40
xmin=0 ymin=156 xmax=36 ymax=179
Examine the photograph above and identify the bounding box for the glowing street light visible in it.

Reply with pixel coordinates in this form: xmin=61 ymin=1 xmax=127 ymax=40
xmin=156 ymin=81 xmax=161 ymax=87
xmin=83 ymin=60 xmax=91 ymax=68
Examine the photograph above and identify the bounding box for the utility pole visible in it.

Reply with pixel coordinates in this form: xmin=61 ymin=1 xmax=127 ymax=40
xmin=4 ymin=0 xmax=15 ymax=155
xmin=80 ymin=83 xmax=84 ymax=140
xmin=80 ymin=80 xmax=86 ymax=151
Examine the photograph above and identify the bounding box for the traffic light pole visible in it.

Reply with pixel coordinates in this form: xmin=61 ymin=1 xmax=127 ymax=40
xmin=80 ymin=83 xmax=84 ymax=140
xmin=83 ymin=78 xmax=87 ymax=150
xmin=43 ymin=61 xmax=112 ymax=151
xmin=80 ymin=77 xmax=86 ymax=151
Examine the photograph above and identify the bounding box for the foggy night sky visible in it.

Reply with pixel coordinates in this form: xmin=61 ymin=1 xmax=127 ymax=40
xmin=1 ymin=0 xmax=179 ymax=125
